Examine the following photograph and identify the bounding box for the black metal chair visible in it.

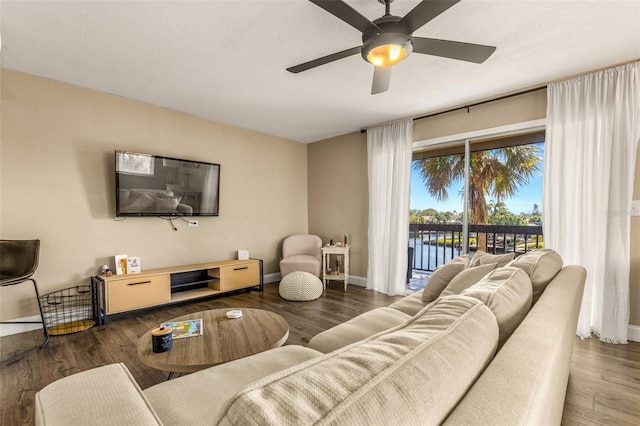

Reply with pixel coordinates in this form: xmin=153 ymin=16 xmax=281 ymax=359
xmin=0 ymin=239 xmax=49 ymax=366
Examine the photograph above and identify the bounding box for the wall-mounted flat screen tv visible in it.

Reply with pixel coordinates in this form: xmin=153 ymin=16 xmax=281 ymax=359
xmin=115 ymin=151 xmax=220 ymax=217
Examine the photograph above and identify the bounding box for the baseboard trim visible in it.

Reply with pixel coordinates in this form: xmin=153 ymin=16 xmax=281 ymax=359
xmin=628 ymin=325 xmax=640 ymax=343
xmin=349 ymin=275 xmax=367 ymax=287
xmin=264 ymin=272 xmax=281 ymax=283
xmin=0 ymin=315 xmax=44 ymax=338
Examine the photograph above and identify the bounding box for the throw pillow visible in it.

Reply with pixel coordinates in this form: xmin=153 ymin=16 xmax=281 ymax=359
xmin=506 ymin=249 xmax=563 ymax=305
xmin=448 ymin=254 xmax=470 ymax=267
xmin=422 ymin=262 xmax=467 ymax=303
xmin=439 ymin=263 xmax=498 ymax=298
xmin=469 ymin=250 xmax=515 ymax=268
xmin=461 ymin=267 xmax=533 ymax=348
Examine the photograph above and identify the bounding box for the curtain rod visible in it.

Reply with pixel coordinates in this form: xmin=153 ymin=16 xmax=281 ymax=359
xmin=360 ymin=85 xmax=546 ymax=133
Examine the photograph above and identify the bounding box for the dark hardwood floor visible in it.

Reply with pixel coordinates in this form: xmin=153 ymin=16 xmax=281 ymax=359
xmin=1 ymin=282 xmax=639 ymax=425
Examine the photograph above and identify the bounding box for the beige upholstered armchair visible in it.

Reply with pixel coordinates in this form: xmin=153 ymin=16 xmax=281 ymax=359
xmin=279 ymin=235 xmax=322 ymax=278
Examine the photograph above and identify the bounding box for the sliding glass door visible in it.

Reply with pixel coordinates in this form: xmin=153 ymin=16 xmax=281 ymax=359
xmin=410 ymin=131 xmax=545 ymax=273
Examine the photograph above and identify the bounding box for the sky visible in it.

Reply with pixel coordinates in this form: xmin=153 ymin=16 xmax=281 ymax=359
xmin=410 ymin=144 xmax=544 ymax=215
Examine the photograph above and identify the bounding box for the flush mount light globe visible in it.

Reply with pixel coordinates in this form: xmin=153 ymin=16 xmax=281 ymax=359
xmin=362 ymin=33 xmax=413 ymax=67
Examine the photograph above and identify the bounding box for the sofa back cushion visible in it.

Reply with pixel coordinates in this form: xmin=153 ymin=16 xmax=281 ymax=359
xmin=219 ymin=296 xmax=499 ymax=426
xmin=439 ymin=263 xmax=497 ymax=298
xmin=506 ymin=249 xmax=563 ymax=305
xmin=469 ymin=250 xmax=515 ymax=268
xmin=461 ymin=267 xmax=533 ymax=348
xmin=422 ymin=261 xmax=467 ymax=302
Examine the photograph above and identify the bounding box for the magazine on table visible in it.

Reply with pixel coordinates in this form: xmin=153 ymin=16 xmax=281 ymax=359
xmin=160 ymin=318 xmax=203 ymax=339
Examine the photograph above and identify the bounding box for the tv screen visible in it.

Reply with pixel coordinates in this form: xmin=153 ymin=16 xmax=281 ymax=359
xmin=115 ymin=151 xmax=220 ymax=217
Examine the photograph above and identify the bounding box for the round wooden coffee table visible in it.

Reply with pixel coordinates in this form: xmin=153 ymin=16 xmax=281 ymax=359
xmin=137 ymin=308 xmax=289 ymax=378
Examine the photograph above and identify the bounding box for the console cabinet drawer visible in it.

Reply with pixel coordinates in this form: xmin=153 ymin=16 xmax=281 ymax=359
xmin=214 ymin=262 xmax=259 ymax=291
xmin=107 ymin=275 xmax=171 ymax=314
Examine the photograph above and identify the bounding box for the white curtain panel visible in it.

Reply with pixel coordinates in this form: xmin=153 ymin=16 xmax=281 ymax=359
xmin=544 ymin=62 xmax=640 ymax=343
xmin=366 ymin=119 xmax=413 ymax=296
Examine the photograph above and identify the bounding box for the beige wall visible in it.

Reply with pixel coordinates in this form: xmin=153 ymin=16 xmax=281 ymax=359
xmin=413 ymin=89 xmax=547 ymax=141
xmin=307 ymin=132 xmax=369 ymax=278
xmin=0 ymin=69 xmax=308 ymax=320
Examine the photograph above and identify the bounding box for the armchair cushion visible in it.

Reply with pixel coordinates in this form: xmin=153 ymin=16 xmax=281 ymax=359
xmin=279 ymin=235 xmax=322 ymax=278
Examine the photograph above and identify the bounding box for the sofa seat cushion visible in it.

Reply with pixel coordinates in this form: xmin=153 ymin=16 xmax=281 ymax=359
xmin=219 ymin=296 xmax=499 ymax=426
xmin=388 ymin=291 xmax=428 ymax=316
xmin=469 ymin=250 xmax=515 ymax=268
xmin=506 ymin=248 xmax=563 ymax=305
xmin=461 ymin=266 xmax=533 ymax=348
xmin=35 ymin=363 xmax=162 ymax=426
xmin=308 ymin=307 xmax=411 ymax=353
xmin=144 ymin=345 xmax=324 ymax=425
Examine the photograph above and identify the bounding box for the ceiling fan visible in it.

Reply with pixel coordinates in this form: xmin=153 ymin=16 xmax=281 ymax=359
xmin=287 ymin=0 xmax=496 ymax=94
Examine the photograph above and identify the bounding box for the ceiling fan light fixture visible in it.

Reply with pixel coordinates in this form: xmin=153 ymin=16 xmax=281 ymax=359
xmin=362 ymin=33 xmax=413 ymax=67
xmin=367 ymin=44 xmax=406 ymax=66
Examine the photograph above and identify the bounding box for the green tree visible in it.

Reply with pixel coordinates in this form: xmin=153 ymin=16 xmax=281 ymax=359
xmin=422 ymin=208 xmax=438 ymax=217
xmin=409 ymin=213 xmax=426 ymax=224
xmin=488 ymin=201 xmax=527 ymax=225
xmin=413 ymin=146 xmax=541 ymax=246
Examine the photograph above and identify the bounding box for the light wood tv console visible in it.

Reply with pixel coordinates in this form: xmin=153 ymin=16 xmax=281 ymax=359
xmin=93 ymin=259 xmax=263 ymax=324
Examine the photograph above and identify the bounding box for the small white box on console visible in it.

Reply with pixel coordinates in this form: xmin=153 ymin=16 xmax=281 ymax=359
xmin=237 ymin=249 xmax=249 ymax=260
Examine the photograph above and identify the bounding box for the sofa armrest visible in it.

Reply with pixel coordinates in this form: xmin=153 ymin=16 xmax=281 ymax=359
xmin=35 ymin=363 xmax=162 ymax=426
xmin=444 ymin=265 xmax=586 ymax=426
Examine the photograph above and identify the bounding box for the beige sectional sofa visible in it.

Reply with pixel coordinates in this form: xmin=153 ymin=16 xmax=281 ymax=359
xmin=35 ymin=250 xmax=586 ymax=426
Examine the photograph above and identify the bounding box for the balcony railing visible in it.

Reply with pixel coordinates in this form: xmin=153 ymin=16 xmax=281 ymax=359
xmin=409 ymin=223 xmax=543 ymax=272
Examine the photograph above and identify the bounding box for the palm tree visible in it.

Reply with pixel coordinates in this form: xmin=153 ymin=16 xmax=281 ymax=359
xmin=413 ymin=145 xmax=541 ymax=249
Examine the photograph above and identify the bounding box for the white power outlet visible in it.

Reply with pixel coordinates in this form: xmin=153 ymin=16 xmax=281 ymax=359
xmin=632 ymin=200 xmax=640 ymax=217
xmin=188 ymin=220 xmax=199 ymax=227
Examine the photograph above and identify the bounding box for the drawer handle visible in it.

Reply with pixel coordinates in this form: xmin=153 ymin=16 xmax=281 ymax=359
xmin=127 ymin=280 xmax=152 ymax=286
xmin=233 ymin=267 xmax=249 ymax=271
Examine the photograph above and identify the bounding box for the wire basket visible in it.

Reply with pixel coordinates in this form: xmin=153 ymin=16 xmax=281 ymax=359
xmin=40 ymin=285 xmax=96 ymax=335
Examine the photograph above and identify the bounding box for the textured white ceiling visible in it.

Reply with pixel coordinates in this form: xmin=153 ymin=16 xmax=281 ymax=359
xmin=1 ymin=0 xmax=639 ymax=143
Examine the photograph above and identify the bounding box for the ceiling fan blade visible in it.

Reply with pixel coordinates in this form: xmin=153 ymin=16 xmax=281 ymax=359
xmin=309 ymin=0 xmax=381 ymax=35
xmin=412 ymin=37 xmax=496 ymax=63
xmin=395 ymin=0 xmax=461 ymax=34
xmin=287 ymin=46 xmax=361 ymax=73
xmin=371 ymin=66 xmax=392 ymax=95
